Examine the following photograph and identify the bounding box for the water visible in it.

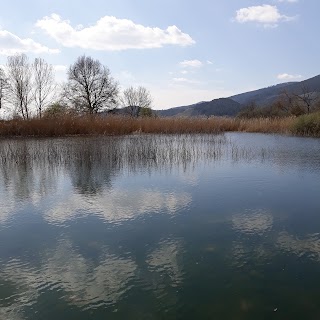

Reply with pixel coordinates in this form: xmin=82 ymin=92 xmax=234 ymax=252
xmin=0 ymin=133 xmax=320 ymax=319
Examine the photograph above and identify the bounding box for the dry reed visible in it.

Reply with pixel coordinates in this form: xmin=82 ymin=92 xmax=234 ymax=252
xmin=0 ymin=115 xmax=295 ymax=137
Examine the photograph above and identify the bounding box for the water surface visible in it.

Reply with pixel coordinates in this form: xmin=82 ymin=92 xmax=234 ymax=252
xmin=1 ymin=133 xmax=320 ymax=319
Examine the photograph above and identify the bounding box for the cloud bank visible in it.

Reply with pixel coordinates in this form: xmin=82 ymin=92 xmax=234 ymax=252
xmin=36 ymin=14 xmax=195 ymax=51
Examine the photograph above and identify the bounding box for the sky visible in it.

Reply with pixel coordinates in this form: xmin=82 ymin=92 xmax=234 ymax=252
xmin=0 ymin=0 xmax=319 ymax=109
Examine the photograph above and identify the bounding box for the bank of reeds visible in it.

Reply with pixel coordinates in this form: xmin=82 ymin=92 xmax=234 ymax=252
xmin=0 ymin=115 xmax=295 ymax=137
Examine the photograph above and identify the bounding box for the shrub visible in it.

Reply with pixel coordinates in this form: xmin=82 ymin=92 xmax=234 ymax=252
xmin=291 ymin=112 xmax=320 ymax=136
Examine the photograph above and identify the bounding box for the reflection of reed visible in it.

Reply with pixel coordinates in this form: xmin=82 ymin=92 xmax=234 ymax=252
xmin=0 ymin=135 xmax=228 ymax=203
xmin=0 ymin=134 xmax=287 ymax=226
xmin=0 ymin=135 xmax=227 ymax=170
xmin=0 ymin=134 xmax=281 ymax=177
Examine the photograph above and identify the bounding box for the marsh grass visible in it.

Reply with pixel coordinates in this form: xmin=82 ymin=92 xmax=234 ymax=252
xmin=0 ymin=115 xmax=294 ymax=137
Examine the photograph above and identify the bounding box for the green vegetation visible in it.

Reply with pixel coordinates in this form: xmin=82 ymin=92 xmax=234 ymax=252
xmin=291 ymin=112 xmax=320 ymax=137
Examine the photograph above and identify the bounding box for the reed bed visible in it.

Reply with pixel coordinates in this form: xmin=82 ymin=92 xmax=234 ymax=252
xmin=0 ymin=115 xmax=295 ymax=137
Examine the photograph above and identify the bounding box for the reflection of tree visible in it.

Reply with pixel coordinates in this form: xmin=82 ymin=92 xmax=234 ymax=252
xmin=63 ymin=138 xmax=125 ymax=196
xmin=67 ymin=154 xmax=114 ymax=195
xmin=0 ymin=143 xmax=35 ymax=201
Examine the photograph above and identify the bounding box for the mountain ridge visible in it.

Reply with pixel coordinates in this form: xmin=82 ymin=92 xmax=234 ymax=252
xmin=158 ymin=74 xmax=320 ymax=117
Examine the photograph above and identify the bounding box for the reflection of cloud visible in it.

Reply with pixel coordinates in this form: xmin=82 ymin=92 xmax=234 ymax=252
xmin=0 ymin=304 xmax=24 ymax=320
xmin=277 ymin=232 xmax=320 ymax=261
xmin=231 ymin=242 xmax=248 ymax=268
xmin=45 ymin=189 xmax=192 ymax=225
xmin=147 ymin=239 xmax=184 ymax=286
xmin=45 ymin=241 xmax=137 ymax=306
xmin=1 ymin=240 xmax=137 ymax=314
xmin=230 ymin=241 xmax=271 ymax=269
xmin=232 ymin=209 xmax=273 ymax=235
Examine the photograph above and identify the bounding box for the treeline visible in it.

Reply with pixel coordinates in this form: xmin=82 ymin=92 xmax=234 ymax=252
xmin=0 ymin=54 xmax=153 ymax=119
xmin=237 ymin=85 xmax=320 ymax=119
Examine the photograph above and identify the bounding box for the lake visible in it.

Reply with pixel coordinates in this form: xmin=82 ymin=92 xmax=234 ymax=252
xmin=1 ymin=133 xmax=320 ymax=320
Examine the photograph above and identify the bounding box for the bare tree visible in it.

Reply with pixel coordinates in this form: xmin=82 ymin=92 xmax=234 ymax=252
xmin=0 ymin=67 xmax=9 ymax=110
xmin=65 ymin=55 xmax=119 ymax=114
xmin=6 ymin=54 xmax=33 ymax=119
xmin=293 ymin=84 xmax=317 ymax=114
xmin=33 ymin=58 xmax=55 ymax=118
xmin=122 ymin=86 xmax=153 ymax=117
xmin=280 ymin=89 xmax=296 ymax=114
xmin=281 ymin=85 xmax=317 ymax=115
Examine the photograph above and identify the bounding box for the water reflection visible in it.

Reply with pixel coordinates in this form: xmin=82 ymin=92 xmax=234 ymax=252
xmin=44 ymin=189 xmax=192 ymax=225
xmin=277 ymin=232 xmax=320 ymax=261
xmin=1 ymin=133 xmax=320 ymax=319
xmin=0 ymin=240 xmax=137 ymax=318
xmin=147 ymin=239 xmax=184 ymax=287
xmin=232 ymin=209 xmax=273 ymax=235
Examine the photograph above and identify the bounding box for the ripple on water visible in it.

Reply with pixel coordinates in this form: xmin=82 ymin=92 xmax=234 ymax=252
xmin=231 ymin=209 xmax=273 ymax=236
xmin=1 ymin=240 xmax=138 ymax=317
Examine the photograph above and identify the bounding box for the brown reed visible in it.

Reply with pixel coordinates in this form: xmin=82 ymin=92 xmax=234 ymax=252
xmin=0 ymin=115 xmax=295 ymax=137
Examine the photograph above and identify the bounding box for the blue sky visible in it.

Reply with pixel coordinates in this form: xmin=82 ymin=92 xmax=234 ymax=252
xmin=0 ymin=0 xmax=318 ymax=109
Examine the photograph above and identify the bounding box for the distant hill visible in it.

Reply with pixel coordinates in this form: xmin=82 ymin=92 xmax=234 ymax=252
xmin=157 ymin=74 xmax=320 ymax=117
xmin=230 ymin=74 xmax=320 ymax=106
xmin=158 ymin=98 xmax=242 ymax=117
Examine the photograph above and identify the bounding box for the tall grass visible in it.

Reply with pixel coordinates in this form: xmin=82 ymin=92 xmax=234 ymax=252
xmin=0 ymin=115 xmax=295 ymax=137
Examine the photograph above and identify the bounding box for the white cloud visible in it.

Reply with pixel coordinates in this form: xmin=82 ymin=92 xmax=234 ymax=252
xmin=0 ymin=29 xmax=59 ymax=55
xmin=207 ymin=60 xmax=213 ymax=65
xmin=179 ymin=59 xmax=203 ymax=68
xmin=36 ymin=14 xmax=195 ymax=51
xmin=180 ymin=70 xmax=188 ymax=74
xmin=277 ymin=73 xmax=303 ymax=80
xmin=235 ymin=5 xmax=295 ymax=27
xmin=278 ymin=0 xmax=298 ymax=2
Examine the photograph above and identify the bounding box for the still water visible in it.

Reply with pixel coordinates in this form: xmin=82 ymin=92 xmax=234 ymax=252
xmin=0 ymin=133 xmax=320 ymax=319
